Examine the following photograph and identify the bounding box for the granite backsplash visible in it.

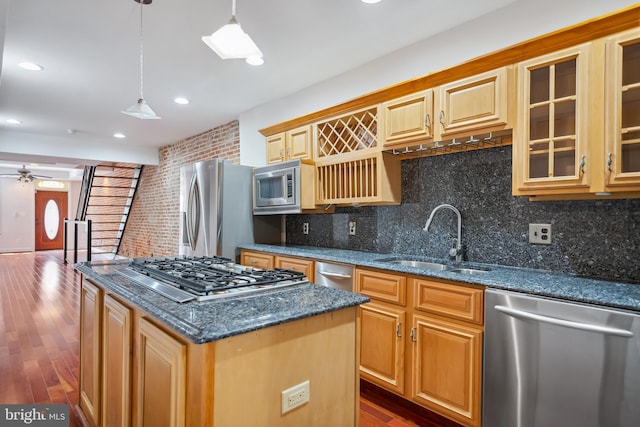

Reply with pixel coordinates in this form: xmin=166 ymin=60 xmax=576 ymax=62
xmin=285 ymin=145 xmax=640 ymax=283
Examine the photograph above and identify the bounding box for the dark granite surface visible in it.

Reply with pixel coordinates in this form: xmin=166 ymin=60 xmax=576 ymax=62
xmin=286 ymin=146 xmax=640 ymax=283
xmin=239 ymin=243 xmax=640 ymax=313
xmin=75 ymin=260 xmax=369 ymax=344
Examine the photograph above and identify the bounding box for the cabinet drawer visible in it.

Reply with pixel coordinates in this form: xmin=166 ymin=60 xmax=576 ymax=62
xmin=275 ymin=256 xmax=314 ymax=282
xmin=413 ymin=279 xmax=484 ymax=324
xmin=356 ymin=269 xmax=406 ymax=306
xmin=241 ymin=251 xmax=274 ymax=270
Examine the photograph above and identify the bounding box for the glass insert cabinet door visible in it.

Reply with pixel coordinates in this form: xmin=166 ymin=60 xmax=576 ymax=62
xmin=606 ymin=29 xmax=640 ymax=187
xmin=515 ymin=44 xmax=590 ymax=191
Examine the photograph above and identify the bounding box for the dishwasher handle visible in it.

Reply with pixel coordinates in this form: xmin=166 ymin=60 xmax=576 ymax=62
xmin=494 ymin=305 xmax=634 ymax=337
xmin=317 ymin=270 xmax=352 ymax=279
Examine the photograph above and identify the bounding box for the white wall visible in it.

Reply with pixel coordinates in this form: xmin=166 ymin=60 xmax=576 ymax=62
xmin=0 ymin=178 xmax=82 ymax=253
xmin=239 ymin=0 xmax=638 ymax=166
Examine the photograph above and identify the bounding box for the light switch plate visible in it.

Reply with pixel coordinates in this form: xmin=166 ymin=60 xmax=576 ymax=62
xmin=529 ymin=223 xmax=552 ymax=244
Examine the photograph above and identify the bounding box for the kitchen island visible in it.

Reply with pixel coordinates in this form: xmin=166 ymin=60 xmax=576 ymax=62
xmin=74 ymin=259 xmax=369 ymax=427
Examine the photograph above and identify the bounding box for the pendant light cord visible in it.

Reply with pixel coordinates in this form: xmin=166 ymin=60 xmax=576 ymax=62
xmin=139 ymin=0 xmax=145 ymax=100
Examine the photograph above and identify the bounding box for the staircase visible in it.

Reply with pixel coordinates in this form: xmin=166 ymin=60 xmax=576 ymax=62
xmin=77 ymin=162 xmax=142 ymax=256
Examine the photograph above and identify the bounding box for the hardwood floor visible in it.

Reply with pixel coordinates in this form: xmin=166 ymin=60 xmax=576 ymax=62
xmin=0 ymin=250 xmax=455 ymax=427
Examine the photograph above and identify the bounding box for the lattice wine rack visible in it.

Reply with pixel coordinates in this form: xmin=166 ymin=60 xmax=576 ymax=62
xmin=316 ymin=107 xmax=379 ymax=159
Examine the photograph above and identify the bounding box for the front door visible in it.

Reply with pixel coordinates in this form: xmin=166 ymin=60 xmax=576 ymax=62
xmin=35 ymin=190 xmax=68 ymax=250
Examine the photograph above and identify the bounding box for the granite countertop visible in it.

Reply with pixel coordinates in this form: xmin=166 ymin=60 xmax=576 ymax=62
xmin=239 ymin=243 xmax=640 ymax=313
xmin=75 ymin=260 xmax=369 ymax=344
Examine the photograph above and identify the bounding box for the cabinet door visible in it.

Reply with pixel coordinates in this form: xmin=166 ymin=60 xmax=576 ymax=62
xmin=79 ymin=279 xmax=102 ymax=427
xmin=103 ymin=294 xmax=132 ymax=427
xmin=275 ymin=255 xmax=314 ymax=282
xmin=266 ymin=133 xmax=285 ymax=164
xmin=383 ymin=90 xmax=434 ymax=147
xmin=136 ymin=318 xmax=186 ymax=427
xmin=514 ymin=44 xmax=591 ymax=193
xmin=359 ymin=302 xmax=406 ymax=394
xmin=411 ymin=314 xmax=483 ymax=427
xmin=241 ymin=250 xmax=274 ymax=270
xmin=438 ymin=66 xmax=512 ymax=137
xmin=287 ymin=125 xmax=313 ymax=161
xmin=606 ymin=29 xmax=640 ymax=187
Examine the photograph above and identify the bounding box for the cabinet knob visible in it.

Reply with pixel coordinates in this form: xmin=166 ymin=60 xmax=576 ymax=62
xmin=396 ymin=323 xmax=402 ymax=337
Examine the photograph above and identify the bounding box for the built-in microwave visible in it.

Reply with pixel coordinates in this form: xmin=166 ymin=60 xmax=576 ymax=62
xmin=253 ymin=159 xmax=314 ymax=215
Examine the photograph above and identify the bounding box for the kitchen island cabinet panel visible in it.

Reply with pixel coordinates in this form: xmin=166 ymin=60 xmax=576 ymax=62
xmin=102 ymin=294 xmax=132 ymax=427
xmin=136 ymin=317 xmax=186 ymax=427
xmin=79 ymin=279 xmax=102 ymax=427
xmin=212 ymin=307 xmax=359 ymax=427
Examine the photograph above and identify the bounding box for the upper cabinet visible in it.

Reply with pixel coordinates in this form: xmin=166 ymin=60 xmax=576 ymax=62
xmin=316 ymin=106 xmax=379 ymax=160
xmin=606 ymin=28 xmax=640 ymax=188
xmin=513 ymin=28 xmax=640 ymax=198
xmin=266 ymin=125 xmax=313 ymax=164
xmin=382 ymin=67 xmax=514 ymax=150
xmin=513 ymin=44 xmax=591 ymax=194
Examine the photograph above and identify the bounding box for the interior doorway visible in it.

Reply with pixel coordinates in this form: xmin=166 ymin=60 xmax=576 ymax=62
xmin=35 ymin=190 xmax=68 ymax=250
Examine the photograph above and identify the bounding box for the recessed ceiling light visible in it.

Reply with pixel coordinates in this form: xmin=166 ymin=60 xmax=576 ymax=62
xmin=18 ymin=62 xmax=44 ymax=71
xmin=6 ymin=119 xmax=23 ymax=125
xmin=246 ymin=55 xmax=264 ymax=66
xmin=361 ymin=0 xmax=382 ymax=3
xmin=174 ymin=97 xmax=190 ymax=105
xmin=114 ymin=133 xmax=126 ymax=139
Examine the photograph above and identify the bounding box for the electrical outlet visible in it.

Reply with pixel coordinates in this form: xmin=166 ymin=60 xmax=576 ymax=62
xmin=303 ymin=222 xmax=309 ymax=235
xmin=349 ymin=221 xmax=356 ymax=236
xmin=529 ymin=223 xmax=552 ymax=244
xmin=281 ymin=380 xmax=310 ymax=414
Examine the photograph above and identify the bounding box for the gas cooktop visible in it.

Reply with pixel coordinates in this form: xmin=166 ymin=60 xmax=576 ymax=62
xmin=116 ymin=256 xmax=308 ymax=302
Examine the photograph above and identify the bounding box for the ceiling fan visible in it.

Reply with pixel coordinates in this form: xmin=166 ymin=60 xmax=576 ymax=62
xmin=0 ymin=165 xmax=52 ymax=183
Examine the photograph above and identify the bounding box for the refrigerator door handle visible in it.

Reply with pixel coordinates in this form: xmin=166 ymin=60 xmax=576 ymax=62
xmin=186 ymin=173 xmax=201 ymax=251
xmin=494 ymin=305 xmax=634 ymax=337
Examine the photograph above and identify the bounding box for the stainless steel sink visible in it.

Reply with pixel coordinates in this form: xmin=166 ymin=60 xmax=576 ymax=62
xmin=448 ymin=267 xmax=491 ymax=275
xmin=377 ymin=257 xmax=491 ymax=274
xmin=385 ymin=260 xmax=449 ymax=270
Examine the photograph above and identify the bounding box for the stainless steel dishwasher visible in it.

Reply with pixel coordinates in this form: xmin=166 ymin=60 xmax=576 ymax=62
xmin=314 ymin=261 xmax=354 ymax=291
xmin=484 ymin=289 xmax=640 ymax=427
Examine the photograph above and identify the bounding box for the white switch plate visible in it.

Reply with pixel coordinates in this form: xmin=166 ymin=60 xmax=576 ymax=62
xmin=281 ymin=380 xmax=310 ymax=414
xmin=303 ymin=223 xmax=309 ymax=235
xmin=529 ymin=223 xmax=552 ymax=244
xmin=349 ymin=221 xmax=356 ymax=236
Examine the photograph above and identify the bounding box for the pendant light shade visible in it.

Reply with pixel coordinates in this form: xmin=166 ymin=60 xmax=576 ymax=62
xmin=202 ymin=0 xmax=263 ymax=63
xmin=122 ymin=0 xmax=161 ymax=119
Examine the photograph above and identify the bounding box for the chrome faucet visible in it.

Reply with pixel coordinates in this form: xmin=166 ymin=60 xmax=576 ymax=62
xmin=423 ymin=204 xmax=463 ymax=263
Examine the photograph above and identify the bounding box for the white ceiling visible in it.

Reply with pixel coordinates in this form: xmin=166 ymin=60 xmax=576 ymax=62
xmin=0 ymin=0 xmax=519 ymax=172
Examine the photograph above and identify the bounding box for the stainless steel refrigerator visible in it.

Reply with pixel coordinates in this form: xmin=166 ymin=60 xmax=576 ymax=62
xmin=179 ymin=159 xmax=269 ymax=260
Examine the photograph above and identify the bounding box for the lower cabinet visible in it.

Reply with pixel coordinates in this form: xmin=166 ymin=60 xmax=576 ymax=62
xmin=136 ymin=318 xmax=186 ymax=427
xmin=79 ymin=278 xmax=187 ymax=427
xmin=356 ymin=269 xmax=485 ymax=427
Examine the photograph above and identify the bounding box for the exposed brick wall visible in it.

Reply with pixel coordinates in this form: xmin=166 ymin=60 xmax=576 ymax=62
xmin=118 ymin=120 xmax=240 ymax=257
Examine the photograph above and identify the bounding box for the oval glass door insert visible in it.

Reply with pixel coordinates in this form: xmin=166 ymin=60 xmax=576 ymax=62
xmin=44 ymin=199 xmax=60 ymax=240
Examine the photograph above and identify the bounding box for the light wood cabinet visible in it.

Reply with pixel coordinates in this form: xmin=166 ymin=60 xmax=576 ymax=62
xmin=410 ymin=313 xmax=483 ymax=427
xmin=606 ymin=28 xmax=640 ymax=188
xmin=356 ymin=268 xmax=484 ymax=427
xmin=359 ymin=302 xmax=406 ymax=394
xmin=275 ymin=255 xmax=314 ymax=282
xmin=102 ymin=294 xmax=132 ymax=427
xmin=79 ymin=279 xmax=102 ymax=427
xmin=241 ymin=250 xmax=274 ymax=269
xmin=513 ymin=31 xmax=640 ymax=199
xmin=136 ymin=318 xmax=186 ymax=427
xmin=266 ymin=125 xmax=313 ymax=164
xmin=382 ymin=67 xmax=513 ymax=150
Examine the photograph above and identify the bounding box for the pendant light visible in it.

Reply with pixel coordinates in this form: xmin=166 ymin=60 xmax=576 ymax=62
xmin=202 ymin=0 xmax=263 ymax=64
xmin=121 ymin=0 xmax=161 ymax=119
